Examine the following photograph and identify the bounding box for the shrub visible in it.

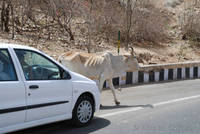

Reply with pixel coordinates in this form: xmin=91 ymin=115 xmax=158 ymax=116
xmin=180 ymin=0 xmax=200 ymax=42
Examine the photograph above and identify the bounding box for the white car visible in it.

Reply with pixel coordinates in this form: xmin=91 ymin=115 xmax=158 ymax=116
xmin=0 ymin=43 xmax=100 ymax=134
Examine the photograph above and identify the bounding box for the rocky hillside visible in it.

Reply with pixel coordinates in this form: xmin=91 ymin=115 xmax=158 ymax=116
xmin=0 ymin=0 xmax=200 ymax=65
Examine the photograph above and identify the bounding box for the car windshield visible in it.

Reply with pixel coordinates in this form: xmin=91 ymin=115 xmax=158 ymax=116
xmin=15 ymin=49 xmax=65 ymax=80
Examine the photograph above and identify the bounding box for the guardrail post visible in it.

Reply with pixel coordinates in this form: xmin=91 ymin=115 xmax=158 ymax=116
xmin=164 ymin=69 xmax=168 ymax=81
xmin=144 ymin=72 xmax=149 ymax=83
xmin=132 ymin=71 xmax=138 ymax=84
xmin=198 ymin=67 xmax=200 ymax=78
xmin=182 ymin=67 xmax=186 ymax=79
xmin=173 ymin=68 xmax=177 ymax=80
xmin=155 ymin=72 xmax=160 ymax=82
xmin=190 ymin=67 xmax=194 ymax=78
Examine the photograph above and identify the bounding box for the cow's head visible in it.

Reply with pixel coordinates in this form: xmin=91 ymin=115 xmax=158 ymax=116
xmin=123 ymin=47 xmax=139 ymax=71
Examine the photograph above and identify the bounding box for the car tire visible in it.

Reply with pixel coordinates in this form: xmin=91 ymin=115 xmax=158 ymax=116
xmin=72 ymin=95 xmax=94 ymax=127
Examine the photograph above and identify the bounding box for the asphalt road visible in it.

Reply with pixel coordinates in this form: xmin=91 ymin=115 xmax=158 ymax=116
xmin=10 ymin=79 xmax=200 ymax=134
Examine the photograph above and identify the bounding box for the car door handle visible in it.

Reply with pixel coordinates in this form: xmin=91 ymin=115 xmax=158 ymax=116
xmin=29 ymin=85 xmax=39 ymax=90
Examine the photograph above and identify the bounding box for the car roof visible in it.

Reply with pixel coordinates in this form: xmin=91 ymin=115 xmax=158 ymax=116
xmin=0 ymin=42 xmax=37 ymax=51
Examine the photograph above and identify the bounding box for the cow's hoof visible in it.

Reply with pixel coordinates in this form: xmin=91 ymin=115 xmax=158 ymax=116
xmin=115 ymin=101 xmax=120 ymax=106
xmin=118 ymin=88 xmax=122 ymax=92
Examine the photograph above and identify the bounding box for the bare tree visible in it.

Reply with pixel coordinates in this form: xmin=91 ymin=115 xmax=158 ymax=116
xmin=87 ymin=0 xmax=94 ymax=53
xmin=0 ymin=0 xmax=169 ymax=50
xmin=10 ymin=0 xmax=76 ymax=41
xmin=125 ymin=0 xmax=135 ymax=49
xmin=75 ymin=0 xmax=96 ymax=53
xmin=1 ymin=0 xmax=10 ymax=32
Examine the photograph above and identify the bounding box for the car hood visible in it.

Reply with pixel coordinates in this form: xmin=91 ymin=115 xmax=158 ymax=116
xmin=69 ymin=71 xmax=96 ymax=84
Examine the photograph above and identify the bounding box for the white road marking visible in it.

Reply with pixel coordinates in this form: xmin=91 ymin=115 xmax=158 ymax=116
xmin=153 ymin=95 xmax=200 ymax=106
xmin=98 ymin=94 xmax=200 ymax=118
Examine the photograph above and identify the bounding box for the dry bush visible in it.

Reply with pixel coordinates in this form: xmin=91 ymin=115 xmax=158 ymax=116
xmin=90 ymin=0 xmax=170 ymax=46
xmin=180 ymin=0 xmax=200 ymax=42
xmin=92 ymin=0 xmax=124 ymax=42
xmin=70 ymin=0 xmax=125 ymax=52
xmin=0 ymin=0 xmax=77 ymax=42
xmin=0 ymin=0 xmax=170 ymax=51
xmin=73 ymin=0 xmax=170 ymax=49
xmin=124 ymin=0 xmax=169 ymax=44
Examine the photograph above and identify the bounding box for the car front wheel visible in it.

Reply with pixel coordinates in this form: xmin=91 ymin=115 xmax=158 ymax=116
xmin=72 ymin=95 xmax=94 ymax=126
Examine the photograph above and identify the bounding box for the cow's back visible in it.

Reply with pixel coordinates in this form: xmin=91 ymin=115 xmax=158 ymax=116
xmin=60 ymin=52 xmax=112 ymax=80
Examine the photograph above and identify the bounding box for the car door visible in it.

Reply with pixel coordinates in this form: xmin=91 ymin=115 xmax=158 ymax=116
xmin=14 ymin=49 xmax=73 ymax=122
xmin=0 ymin=48 xmax=26 ymax=129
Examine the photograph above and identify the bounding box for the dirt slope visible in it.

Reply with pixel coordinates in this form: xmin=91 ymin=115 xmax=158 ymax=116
xmin=0 ymin=0 xmax=200 ymax=65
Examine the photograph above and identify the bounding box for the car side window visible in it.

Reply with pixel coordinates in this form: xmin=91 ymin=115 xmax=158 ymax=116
xmin=0 ymin=49 xmax=17 ymax=81
xmin=15 ymin=49 xmax=70 ymax=81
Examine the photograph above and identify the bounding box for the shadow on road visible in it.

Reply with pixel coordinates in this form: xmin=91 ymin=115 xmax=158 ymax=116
xmin=9 ymin=117 xmax=111 ymax=134
xmin=100 ymin=104 xmax=154 ymax=110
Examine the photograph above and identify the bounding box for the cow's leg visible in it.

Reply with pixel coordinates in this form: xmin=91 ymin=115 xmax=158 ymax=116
xmin=98 ymin=75 xmax=107 ymax=108
xmin=99 ymin=75 xmax=106 ymax=93
xmin=108 ymin=78 xmax=120 ymax=105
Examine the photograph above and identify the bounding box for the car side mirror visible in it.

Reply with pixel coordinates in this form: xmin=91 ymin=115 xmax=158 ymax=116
xmin=62 ymin=71 xmax=71 ymax=80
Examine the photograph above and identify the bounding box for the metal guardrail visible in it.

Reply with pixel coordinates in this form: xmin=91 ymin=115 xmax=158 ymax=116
xmin=102 ymin=61 xmax=200 ymax=88
xmin=139 ymin=61 xmax=200 ymax=72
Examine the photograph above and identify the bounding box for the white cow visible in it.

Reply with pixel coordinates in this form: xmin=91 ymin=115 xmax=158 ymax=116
xmin=59 ymin=48 xmax=139 ymax=105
